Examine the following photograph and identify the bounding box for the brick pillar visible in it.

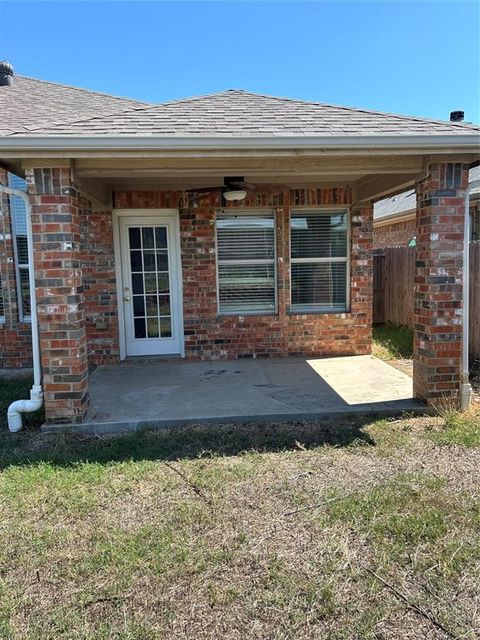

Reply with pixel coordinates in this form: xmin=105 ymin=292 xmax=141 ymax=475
xmin=28 ymin=166 xmax=89 ymax=423
xmin=413 ymin=162 xmax=469 ymax=407
xmin=350 ymin=201 xmax=374 ymax=354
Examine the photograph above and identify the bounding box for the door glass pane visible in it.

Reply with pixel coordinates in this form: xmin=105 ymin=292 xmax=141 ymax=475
xmin=133 ymin=296 xmax=145 ymax=317
xmin=160 ymin=317 xmax=172 ymax=337
xmin=132 ymin=273 xmax=144 ymax=294
xmin=147 ymin=317 xmax=159 ymax=338
xmin=155 ymin=227 xmax=167 ymax=248
xmin=130 ymin=250 xmax=142 ymax=272
xmin=143 ymin=251 xmax=156 ymax=272
xmin=146 ymin=295 xmax=158 ymax=315
xmin=159 ymin=295 xmax=170 ymax=315
xmin=134 ymin=318 xmax=146 ymax=338
xmin=156 ymin=251 xmax=168 ymax=271
xmin=157 ymin=274 xmax=169 ymax=294
xmin=129 ymin=227 xmax=141 ymax=249
xmin=144 ymin=273 xmax=157 ymax=293
xmin=142 ymin=227 xmax=154 ymax=248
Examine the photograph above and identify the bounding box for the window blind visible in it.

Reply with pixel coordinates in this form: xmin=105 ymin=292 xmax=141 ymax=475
xmin=290 ymin=210 xmax=349 ymax=312
xmin=216 ymin=213 xmax=276 ymax=314
xmin=8 ymin=174 xmax=30 ymax=321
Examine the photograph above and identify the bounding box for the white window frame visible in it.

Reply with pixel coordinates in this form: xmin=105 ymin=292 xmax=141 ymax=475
xmin=289 ymin=208 xmax=350 ymax=314
xmin=215 ymin=209 xmax=277 ymax=316
xmin=8 ymin=174 xmax=31 ymax=323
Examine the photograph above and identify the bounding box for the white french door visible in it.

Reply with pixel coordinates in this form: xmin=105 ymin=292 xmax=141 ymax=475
xmin=118 ymin=213 xmax=183 ymax=356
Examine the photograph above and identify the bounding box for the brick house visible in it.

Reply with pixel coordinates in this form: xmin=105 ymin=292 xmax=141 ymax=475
xmin=374 ymin=166 xmax=480 ymax=248
xmin=1 ymin=68 xmax=479 ymax=426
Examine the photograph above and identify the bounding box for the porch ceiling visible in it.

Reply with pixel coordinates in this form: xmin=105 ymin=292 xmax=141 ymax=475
xmin=16 ymin=153 xmax=432 ymax=205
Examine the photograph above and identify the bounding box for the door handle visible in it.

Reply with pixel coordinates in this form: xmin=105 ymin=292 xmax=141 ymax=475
xmin=123 ymin=295 xmax=131 ymax=302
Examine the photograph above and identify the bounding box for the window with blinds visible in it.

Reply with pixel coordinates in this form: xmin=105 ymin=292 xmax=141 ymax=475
xmin=216 ymin=212 xmax=276 ymax=314
xmin=8 ymin=174 xmax=31 ymax=321
xmin=290 ymin=210 xmax=349 ymax=312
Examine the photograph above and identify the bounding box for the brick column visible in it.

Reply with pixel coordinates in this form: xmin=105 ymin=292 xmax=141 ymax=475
xmin=27 ymin=166 xmax=89 ymax=423
xmin=413 ymin=162 xmax=469 ymax=407
xmin=350 ymin=201 xmax=374 ymax=353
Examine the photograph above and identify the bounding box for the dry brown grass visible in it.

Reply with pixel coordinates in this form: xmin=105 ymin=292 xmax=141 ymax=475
xmin=0 ymin=410 xmax=479 ymax=639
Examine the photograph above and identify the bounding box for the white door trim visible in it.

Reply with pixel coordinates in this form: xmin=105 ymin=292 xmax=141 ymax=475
xmin=112 ymin=208 xmax=184 ymax=360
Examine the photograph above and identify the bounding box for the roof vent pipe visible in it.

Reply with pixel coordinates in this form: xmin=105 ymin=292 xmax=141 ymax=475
xmin=450 ymin=110 xmax=465 ymax=122
xmin=0 ymin=61 xmax=13 ymax=86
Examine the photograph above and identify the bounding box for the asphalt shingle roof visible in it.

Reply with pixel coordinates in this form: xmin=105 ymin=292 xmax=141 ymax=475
xmin=3 ymin=87 xmax=480 ymax=138
xmin=0 ymin=76 xmax=149 ymax=136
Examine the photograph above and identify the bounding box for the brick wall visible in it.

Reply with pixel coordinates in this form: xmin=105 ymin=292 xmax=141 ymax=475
xmin=0 ymin=169 xmax=33 ymax=368
xmin=80 ymin=206 xmax=119 ymax=365
xmin=114 ymin=186 xmax=373 ymax=359
xmin=373 ymin=218 xmax=416 ymax=248
xmin=413 ymin=162 xmax=469 ymax=406
xmin=28 ymin=167 xmax=89 ymax=423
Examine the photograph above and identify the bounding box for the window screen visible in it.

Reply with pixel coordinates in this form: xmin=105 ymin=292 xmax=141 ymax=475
xmin=290 ymin=210 xmax=349 ymax=312
xmin=8 ymin=174 xmax=30 ymax=321
xmin=216 ymin=212 xmax=276 ymax=314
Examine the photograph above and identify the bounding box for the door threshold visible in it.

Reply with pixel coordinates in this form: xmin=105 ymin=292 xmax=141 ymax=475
xmin=123 ymin=354 xmax=183 ymax=364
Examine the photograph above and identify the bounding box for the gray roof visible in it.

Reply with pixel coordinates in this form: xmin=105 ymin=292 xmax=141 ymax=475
xmin=374 ymin=190 xmax=416 ymax=220
xmin=3 ymin=87 xmax=480 ymax=138
xmin=0 ymin=76 xmax=148 ymax=136
xmin=374 ymin=166 xmax=480 ymax=220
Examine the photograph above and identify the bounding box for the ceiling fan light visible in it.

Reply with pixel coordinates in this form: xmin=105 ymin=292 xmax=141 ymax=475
xmin=223 ymin=189 xmax=247 ymax=202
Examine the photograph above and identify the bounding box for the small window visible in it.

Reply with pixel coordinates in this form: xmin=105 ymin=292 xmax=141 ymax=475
xmin=8 ymin=174 xmax=30 ymax=321
xmin=216 ymin=212 xmax=276 ymax=315
xmin=290 ymin=209 xmax=349 ymax=312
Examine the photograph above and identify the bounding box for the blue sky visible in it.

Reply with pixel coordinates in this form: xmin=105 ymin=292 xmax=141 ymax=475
xmin=1 ymin=0 xmax=479 ymax=122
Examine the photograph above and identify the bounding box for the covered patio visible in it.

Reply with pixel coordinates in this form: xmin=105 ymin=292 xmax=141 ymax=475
xmin=1 ymin=86 xmax=479 ymax=430
xmin=43 ymin=355 xmax=422 ymax=433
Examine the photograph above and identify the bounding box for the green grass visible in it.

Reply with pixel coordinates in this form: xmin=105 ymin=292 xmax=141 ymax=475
xmin=0 ymin=376 xmax=44 ymax=431
xmin=372 ymin=323 xmax=413 ymax=360
xmin=427 ymin=409 xmax=480 ymax=448
xmin=0 ymin=412 xmax=479 ymax=639
xmin=0 ymin=366 xmax=479 ymax=638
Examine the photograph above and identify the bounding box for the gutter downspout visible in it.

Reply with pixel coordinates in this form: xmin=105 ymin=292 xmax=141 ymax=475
xmin=0 ymin=183 xmax=43 ymax=431
xmin=460 ymin=178 xmax=480 ymax=411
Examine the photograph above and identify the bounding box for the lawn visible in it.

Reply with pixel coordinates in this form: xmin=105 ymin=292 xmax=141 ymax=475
xmin=1 ymin=329 xmax=479 ymax=639
xmin=0 ymin=409 xmax=479 ymax=639
xmin=372 ymin=323 xmax=413 ymax=361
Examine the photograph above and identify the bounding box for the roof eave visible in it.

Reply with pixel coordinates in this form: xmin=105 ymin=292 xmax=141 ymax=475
xmin=0 ymin=133 xmax=479 ymax=153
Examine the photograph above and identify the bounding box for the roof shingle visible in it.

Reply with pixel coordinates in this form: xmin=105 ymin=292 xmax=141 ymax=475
xmin=0 ymin=76 xmax=149 ymax=136
xmin=3 ymin=87 xmax=479 ymax=138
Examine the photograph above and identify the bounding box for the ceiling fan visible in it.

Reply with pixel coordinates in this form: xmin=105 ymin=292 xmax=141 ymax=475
xmin=186 ymin=177 xmax=255 ymax=201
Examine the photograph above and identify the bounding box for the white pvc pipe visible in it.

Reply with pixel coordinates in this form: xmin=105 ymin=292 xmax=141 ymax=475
xmin=0 ymin=182 xmax=43 ymax=431
xmin=460 ymin=178 xmax=480 ymax=411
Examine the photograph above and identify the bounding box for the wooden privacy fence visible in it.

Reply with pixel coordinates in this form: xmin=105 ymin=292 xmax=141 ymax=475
xmin=373 ymin=243 xmax=480 ymax=360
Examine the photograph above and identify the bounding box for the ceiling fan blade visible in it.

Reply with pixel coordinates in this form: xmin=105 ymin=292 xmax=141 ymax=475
xmin=185 ymin=185 xmax=223 ymax=193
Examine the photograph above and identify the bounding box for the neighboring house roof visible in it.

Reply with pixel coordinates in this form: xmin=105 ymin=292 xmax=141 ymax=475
xmin=3 ymin=87 xmax=480 ymax=138
xmin=374 ymin=190 xmax=416 ymax=221
xmin=0 ymin=76 xmax=149 ymax=136
xmin=374 ymin=165 xmax=480 ymax=224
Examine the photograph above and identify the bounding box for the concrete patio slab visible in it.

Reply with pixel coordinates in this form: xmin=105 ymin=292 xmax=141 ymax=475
xmin=43 ymin=355 xmax=426 ymax=434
